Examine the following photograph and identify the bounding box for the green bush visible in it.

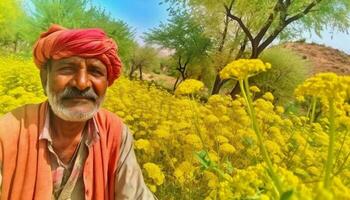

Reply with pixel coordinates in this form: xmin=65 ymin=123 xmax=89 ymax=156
xmin=252 ymin=47 xmax=311 ymax=104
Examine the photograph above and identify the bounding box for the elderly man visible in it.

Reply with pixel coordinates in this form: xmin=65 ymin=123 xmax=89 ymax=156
xmin=0 ymin=24 xmax=155 ymax=200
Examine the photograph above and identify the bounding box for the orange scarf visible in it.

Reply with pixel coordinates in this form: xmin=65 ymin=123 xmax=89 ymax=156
xmin=0 ymin=102 xmax=122 ymax=199
xmin=33 ymin=24 xmax=122 ymax=86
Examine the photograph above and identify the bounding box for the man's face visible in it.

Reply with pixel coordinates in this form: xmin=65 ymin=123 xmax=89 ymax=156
xmin=43 ymin=56 xmax=108 ymax=122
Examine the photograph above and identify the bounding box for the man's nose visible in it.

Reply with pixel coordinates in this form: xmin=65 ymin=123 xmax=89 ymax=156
xmin=73 ymin=69 xmax=91 ymax=90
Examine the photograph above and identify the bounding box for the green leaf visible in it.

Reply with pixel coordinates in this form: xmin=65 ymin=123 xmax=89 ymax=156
xmin=194 ymin=150 xmax=211 ymax=170
xmin=280 ymin=190 xmax=294 ymax=200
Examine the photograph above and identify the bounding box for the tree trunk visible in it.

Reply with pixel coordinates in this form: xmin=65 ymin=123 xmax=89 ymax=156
xmin=230 ymin=81 xmax=240 ymax=99
xmin=211 ymin=74 xmax=222 ymax=94
xmin=139 ymin=65 xmax=143 ymax=80
xmin=250 ymin=41 xmax=259 ymax=58
xmin=179 ymin=68 xmax=186 ymax=80
xmin=13 ymin=39 xmax=18 ymax=53
xmin=129 ymin=63 xmax=136 ymax=79
xmin=211 ymin=75 xmax=228 ymax=95
xmin=173 ymin=75 xmax=181 ymax=91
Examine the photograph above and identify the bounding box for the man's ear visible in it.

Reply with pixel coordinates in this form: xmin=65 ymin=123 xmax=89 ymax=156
xmin=40 ymin=68 xmax=48 ymax=95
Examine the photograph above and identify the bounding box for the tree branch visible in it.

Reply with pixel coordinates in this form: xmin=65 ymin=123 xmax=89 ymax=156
xmin=257 ymin=0 xmax=322 ymax=55
xmin=257 ymin=25 xmax=285 ymax=54
xmin=224 ymin=4 xmax=254 ymax=44
xmin=218 ymin=0 xmax=235 ymax=52
xmin=178 ymin=55 xmax=182 ymax=69
xmin=254 ymin=1 xmax=282 ymax=44
xmin=285 ymin=0 xmax=322 ymax=25
xmin=218 ymin=14 xmax=230 ymax=52
xmin=235 ymin=36 xmax=248 ymax=59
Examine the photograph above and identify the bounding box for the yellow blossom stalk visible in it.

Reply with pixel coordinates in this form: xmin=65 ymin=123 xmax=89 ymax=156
xmin=219 ymin=59 xmax=271 ymax=80
xmin=324 ymin=98 xmax=336 ymax=189
xmin=241 ymin=77 xmax=283 ymax=195
xmin=310 ymin=96 xmax=317 ymax=123
xmin=295 ymin=73 xmax=350 ymax=190
xmin=220 ymin=59 xmax=283 ymax=196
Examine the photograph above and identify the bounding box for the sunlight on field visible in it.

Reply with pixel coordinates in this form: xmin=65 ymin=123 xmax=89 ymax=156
xmin=1 ymin=56 xmax=349 ymax=199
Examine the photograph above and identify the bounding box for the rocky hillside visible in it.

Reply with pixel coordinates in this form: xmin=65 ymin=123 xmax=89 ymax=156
xmin=282 ymin=42 xmax=350 ymax=76
xmin=143 ymin=42 xmax=350 ymax=90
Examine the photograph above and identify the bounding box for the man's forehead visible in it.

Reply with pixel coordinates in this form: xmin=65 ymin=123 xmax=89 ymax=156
xmin=53 ymin=56 xmax=106 ymax=66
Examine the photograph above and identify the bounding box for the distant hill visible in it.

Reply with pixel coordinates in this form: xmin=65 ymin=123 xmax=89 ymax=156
xmin=143 ymin=42 xmax=350 ymax=90
xmin=282 ymin=42 xmax=350 ymax=76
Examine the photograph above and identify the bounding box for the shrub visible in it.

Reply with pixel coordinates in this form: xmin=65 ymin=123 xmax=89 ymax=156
xmin=252 ymin=47 xmax=311 ymax=104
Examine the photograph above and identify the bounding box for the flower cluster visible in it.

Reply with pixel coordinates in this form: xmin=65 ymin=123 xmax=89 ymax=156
xmin=295 ymin=73 xmax=349 ymax=104
xmin=174 ymin=79 xmax=204 ymax=96
xmin=219 ymin=59 xmax=271 ymax=80
xmin=143 ymin=162 xmax=165 ymax=192
xmin=0 ymin=56 xmax=45 ymax=114
xmin=1 ymin=56 xmax=350 ymax=199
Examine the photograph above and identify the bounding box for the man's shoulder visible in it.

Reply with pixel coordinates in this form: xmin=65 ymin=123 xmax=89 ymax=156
xmin=96 ymin=108 xmax=123 ymax=123
xmin=95 ymin=108 xmax=124 ymax=132
xmin=0 ymin=103 xmax=45 ymax=136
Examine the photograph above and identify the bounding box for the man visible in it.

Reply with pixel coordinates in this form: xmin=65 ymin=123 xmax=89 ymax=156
xmin=0 ymin=24 xmax=155 ymax=200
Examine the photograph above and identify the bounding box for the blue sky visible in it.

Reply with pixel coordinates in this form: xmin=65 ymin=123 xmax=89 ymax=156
xmin=92 ymin=0 xmax=350 ymax=54
xmin=91 ymin=0 xmax=170 ymax=41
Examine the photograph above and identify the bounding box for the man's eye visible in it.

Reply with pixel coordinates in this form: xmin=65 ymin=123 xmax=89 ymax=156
xmin=61 ymin=67 xmax=73 ymax=71
xmin=58 ymin=66 xmax=75 ymax=73
xmin=90 ymin=68 xmax=105 ymax=76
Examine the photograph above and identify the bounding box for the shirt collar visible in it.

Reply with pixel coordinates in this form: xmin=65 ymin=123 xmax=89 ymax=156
xmin=39 ymin=108 xmax=100 ymax=147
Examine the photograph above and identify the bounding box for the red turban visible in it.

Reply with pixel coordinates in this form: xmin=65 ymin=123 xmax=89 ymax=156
xmin=33 ymin=24 xmax=122 ymax=86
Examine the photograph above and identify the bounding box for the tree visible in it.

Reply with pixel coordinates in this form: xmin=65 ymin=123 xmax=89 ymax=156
xmin=164 ymin=0 xmax=350 ymax=94
xmin=145 ymin=12 xmax=211 ymax=90
xmin=23 ymin=0 xmax=136 ymax=62
xmin=129 ymin=45 xmax=160 ymax=80
xmin=0 ymin=0 xmax=27 ymax=53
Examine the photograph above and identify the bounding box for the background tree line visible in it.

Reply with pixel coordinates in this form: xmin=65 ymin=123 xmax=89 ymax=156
xmin=146 ymin=0 xmax=350 ymax=99
xmin=0 ymin=0 xmax=349 ymax=100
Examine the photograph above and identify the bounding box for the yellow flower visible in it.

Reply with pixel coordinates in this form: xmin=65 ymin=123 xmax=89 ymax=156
xmin=262 ymin=92 xmax=274 ymax=101
xmin=208 ymin=151 xmax=219 ymax=162
xmin=295 ymin=73 xmax=349 ymax=104
xmin=175 ymin=79 xmax=204 ymax=95
xmin=135 ymin=139 xmax=151 ymax=151
xmin=184 ymin=134 xmax=203 ymax=149
xmin=143 ymin=162 xmax=165 ymax=185
xmin=219 ymin=143 xmax=236 ymax=154
xmin=276 ymin=106 xmax=284 ymax=114
xmin=215 ymin=135 xmax=229 ymax=144
xmin=219 ymin=59 xmax=271 ymax=80
xmin=249 ymin=85 xmax=261 ymax=93
xmin=205 ymin=114 xmax=220 ymax=124
xmin=154 ymin=127 xmax=170 ymax=138
xmin=260 ymin=194 xmax=270 ymax=200
xmin=204 ymin=171 xmax=219 ymax=189
xmin=174 ymin=161 xmax=196 ymax=184
xmin=147 ymin=184 xmax=157 ymax=193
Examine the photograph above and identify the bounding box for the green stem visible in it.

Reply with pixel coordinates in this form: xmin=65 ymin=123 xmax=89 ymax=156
xmin=240 ymin=78 xmax=283 ymax=195
xmin=324 ymin=99 xmax=336 ymax=189
xmin=310 ymin=97 xmax=317 ymax=123
xmin=189 ymin=94 xmax=207 ymax=151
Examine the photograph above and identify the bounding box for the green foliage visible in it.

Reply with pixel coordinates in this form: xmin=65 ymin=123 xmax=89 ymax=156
xmin=167 ymin=0 xmax=350 ymax=41
xmin=0 ymin=0 xmax=27 ymax=52
xmin=129 ymin=45 xmax=160 ymax=78
xmin=5 ymin=0 xmax=136 ymax=62
xmin=252 ymin=47 xmax=310 ymax=104
xmin=144 ymin=12 xmax=212 ymax=80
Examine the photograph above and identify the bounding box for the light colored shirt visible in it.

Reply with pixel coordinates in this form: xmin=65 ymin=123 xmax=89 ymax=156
xmin=1 ymin=110 xmax=156 ymax=200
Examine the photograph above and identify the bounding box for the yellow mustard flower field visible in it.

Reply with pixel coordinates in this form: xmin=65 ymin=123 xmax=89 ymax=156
xmin=1 ymin=56 xmax=350 ymax=200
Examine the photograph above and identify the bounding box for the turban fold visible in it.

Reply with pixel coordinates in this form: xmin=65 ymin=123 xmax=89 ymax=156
xmin=33 ymin=24 xmax=122 ymax=86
